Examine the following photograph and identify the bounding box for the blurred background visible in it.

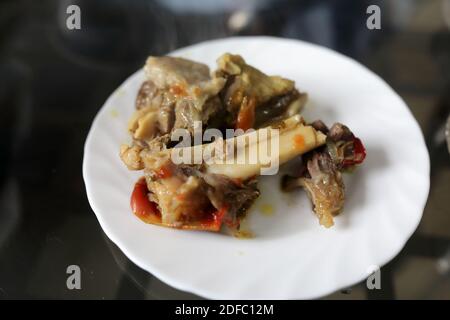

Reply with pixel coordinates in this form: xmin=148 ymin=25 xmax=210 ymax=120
xmin=0 ymin=0 xmax=449 ymax=299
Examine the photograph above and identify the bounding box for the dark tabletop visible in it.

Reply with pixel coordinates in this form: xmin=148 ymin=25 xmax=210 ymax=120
xmin=0 ymin=0 xmax=449 ymax=299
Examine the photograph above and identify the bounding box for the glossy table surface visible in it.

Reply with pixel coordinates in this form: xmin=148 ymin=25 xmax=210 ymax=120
xmin=0 ymin=0 xmax=449 ymax=299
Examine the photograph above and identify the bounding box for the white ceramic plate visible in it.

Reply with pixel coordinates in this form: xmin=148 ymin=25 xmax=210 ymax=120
xmin=83 ymin=37 xmax=430 ymax=299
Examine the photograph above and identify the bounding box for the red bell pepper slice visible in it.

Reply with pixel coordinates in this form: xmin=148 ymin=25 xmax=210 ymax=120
xmin=343 ymin=137 xmax=366 ymax=167
xmin=130 ymin=178 xmax=228 ymax=232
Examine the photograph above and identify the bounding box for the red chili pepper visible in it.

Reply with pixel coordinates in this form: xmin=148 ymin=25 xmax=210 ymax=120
xmin=343 ymin=137 xmax=366 ymax=167
xmin=130 ymin=177 xmax=228 ymax=232
xmin=353 ymin=137 xmax=366 ymax=163
xmin=235 ymin=97 xmax=256 ymax=131
xmin=130 ymin=178 xmax=161 ymax=222
xmin=198 ymin=205 xmax=228 ymax=231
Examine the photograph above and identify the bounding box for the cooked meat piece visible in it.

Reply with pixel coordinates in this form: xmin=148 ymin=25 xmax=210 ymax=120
xmin=282 ymin=122 xmax=365 ymax=227
xmin=203 ymin=174 xmax=260 ymax=223
xmin=121 ymin=135 xmax=171 ymax=172
xmin=136 ymin=80 xmax=160 ymax=110
xmin=145 ymin=134 xmax=171 ymax=152
xmin=145 ymin=56 xmax=226 ymax=112
xmin=255 ymin=90 xmax=308 ymax=127
xmin=215 ymin=54 xmax=295 ymax=108
xmin=129 ymin=81 xmax=176 ymax=144
xmin=302 ymin=152 xmax=344 ymax=228
xmin=172 ymin=95 xmax=222 ymax=134
xmin=328 ymin=123 xmax=354 ymax=142
xmin=145 ymin=56 xmax=210 ymax=89
xmin=130 ymin=57 xmax=225 ymax=140
xmin=326 ymin=123 xmax=365 ymax=169
xmin=214 ymin=53 xmax=307 ymax=129
xmin=282 ymin=152 xmax=344 ymax=228
xmin=147 ymin=171 xmax=212 ymax=226
xmin=142 ymin=155 xmax=259 ymax=228
xmin=120 ymin=144 xmax=144 ymax=170
xmin=124 ymin=56 xmax=227 ymax=164
xmin=310 ymin=120 xmax=329 ymax=134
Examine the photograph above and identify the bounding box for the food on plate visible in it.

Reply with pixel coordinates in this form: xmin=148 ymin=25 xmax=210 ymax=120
xmin=281 ymin=122 xmax=366 ymax=227
xmin=129 ymin=115 xmax=325 ymax=231
xmin=120 ymin=53 xmax=365 ymax=233
xmin=214 ymin=53 xmax=307 ymax=129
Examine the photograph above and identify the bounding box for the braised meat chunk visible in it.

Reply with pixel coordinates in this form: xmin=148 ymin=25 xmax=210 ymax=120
xmin=214 ymin=53 xmax=307 ymax=129
xmin=139 ymin=153 xmax=260 ymax=230
xmin=129 ymin=56 xmax=226 ymax=145
xmin=282 ymin=151 xmax=345 ymax=228
xmin=282 ymin=122 xmax=366 ymax=227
